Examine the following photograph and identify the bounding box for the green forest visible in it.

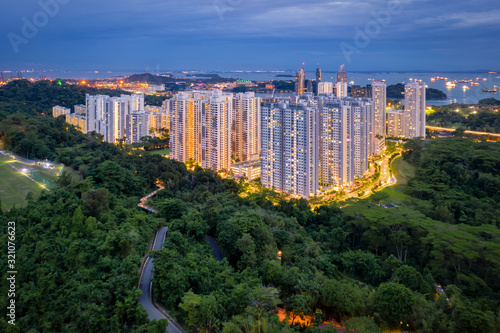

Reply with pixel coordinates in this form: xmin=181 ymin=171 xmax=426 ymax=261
xmin=0 ymin=80 xmax=500 ymax=333
xmin=427 ymin=101 xmax=500 ymax=133
xmin=386 ymin=83 xmax=447 ymax=100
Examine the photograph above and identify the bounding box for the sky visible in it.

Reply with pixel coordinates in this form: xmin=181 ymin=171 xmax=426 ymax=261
xmin=0 ymin=0 xmax=499 ymax=72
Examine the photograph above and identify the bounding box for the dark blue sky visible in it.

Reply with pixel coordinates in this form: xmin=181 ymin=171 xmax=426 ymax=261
xmin=1 ymin=0 xmax=499 ymax=72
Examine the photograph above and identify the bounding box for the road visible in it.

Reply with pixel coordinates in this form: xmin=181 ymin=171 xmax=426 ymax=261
xmin=319 ymin=152 xmax=397 ymax=203
xmin=138 ymin=227 xmax=185 ymax=333
xmin=206 ymin=236 xmax=224 ymax=261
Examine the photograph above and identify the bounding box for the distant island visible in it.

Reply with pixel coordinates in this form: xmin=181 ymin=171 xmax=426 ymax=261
xmin=387 ymin=83 xmax=447 ymax=100
xmin=275 ymin=74 xmax=295 ymax=78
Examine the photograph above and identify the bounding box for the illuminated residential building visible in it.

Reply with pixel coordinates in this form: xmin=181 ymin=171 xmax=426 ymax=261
xmin=232 ymin=92 xmax=261 ymax=163
xmin=371 ymin=81 xmax=387 ymax=155
xmin=74 ymin=104 xmax=86 ymax=115
xmin=169 ymin=91 xmax=233 ymax=172
xmin=52 ymin=106 xmax=70 ymax=118
xmin=202 ymin=91 xmax=232 ymax=171
xmin=261 ymin=96 xmax=319 ymax=199
xmin=85 ymin=93 xmax=144 ymax=143
xmin=231 ymin=158 xmax=261 ymax=181
xmin=404 ymin=82 xmax=426 ymax=139
xmin=335 ymin=82 xmax=348 ymax=98
xmin=319 ymin=97 xmax=373 ymax=188
xmin=387 ymin=109 xmax=406 ymax=137
xmin=126 ymin=112 xmax=149 ymax=144
xmin=65 ymin=113 xmax=87 ymax=133
xmin=318 ymin=82 xmax=334 ymax=95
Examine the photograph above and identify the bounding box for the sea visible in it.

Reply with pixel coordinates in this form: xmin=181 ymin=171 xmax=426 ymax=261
xmin=6 ymin=69 xmax=500 ymax=106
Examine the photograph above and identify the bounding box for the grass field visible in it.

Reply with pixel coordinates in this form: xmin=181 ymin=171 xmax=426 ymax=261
xmin=391 ymin=156 xmax=416 ymax=185
xmin=0 ymin=155 xmax=45 ymax=210
xmin=149 ymin=148 xmax=170 ymax=156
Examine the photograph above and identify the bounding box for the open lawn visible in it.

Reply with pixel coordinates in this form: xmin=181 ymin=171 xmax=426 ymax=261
xmin=0 ymin=155 xmax=45 ymax=210
xmin=149 ymin=148 xmax=169 ymax=156
xmin=391 ymin=155 xmax=415 ymax=185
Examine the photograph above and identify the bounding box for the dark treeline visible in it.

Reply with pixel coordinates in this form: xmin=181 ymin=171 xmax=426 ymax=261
xmin=148 ymin=138 xmax=500 ymax=333
xmin=0 ymin=79 xmax=161 ymax=117
xmin=427 ymin=106 xmax=500 ymax=133
xmin=0 ymin=81 xmax=499 ymax=332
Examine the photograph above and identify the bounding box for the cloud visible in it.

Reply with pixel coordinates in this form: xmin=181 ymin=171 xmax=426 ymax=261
xmin=417 ymin=10 xmax=500 ymax=28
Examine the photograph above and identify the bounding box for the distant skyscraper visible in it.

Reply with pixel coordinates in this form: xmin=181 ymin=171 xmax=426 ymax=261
xmin=404 ymin=82 xmax=426 ymax=138
xmin=232 ymin=92 xmax=261 ymax=163
xmin=307 ymin=80 xmax=313 ymax=94
xmin=318 ymin=82 xmax=334 ymax=95
xmin=295 ymin=67 xmax=305 ymax=95
xmin=336 ymin=64 xmax=347 ymax=83
xmin=371 ymin=81 xmax=387 ymax=155
xmin=316 ymin=66 xmax=322 ymax=83
xmin=261 ymin=97 xmax=319 ymax=199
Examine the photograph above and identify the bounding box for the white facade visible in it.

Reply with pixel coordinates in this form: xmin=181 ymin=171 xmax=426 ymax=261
xmin=371 ymin=81 xmax=386 ymax=155
xmin=126 ymin=112 xmax=149 ymax=144
xmin=232 ymin=92 xmax=261 ymax=162
xmin=335 ymin=82 xmax=348 ymax=98
xmin=203 ymin=92 xmax=232 ymax=171
xmin=85 ymin=94 xmax=144 ymax=143
xmin=387 ymin=109 xmax=406 ymax=137
xmin=319 ymin=97 xmax=373 ymax=188
xmin=318 ymin=82 xmax=334 ymax=95
xmin=404 ymin=82 xmax=426 ymax=139
xmin=261 ymin=97 xmax=319 ymax=199
xmin=261 ymin=102 xmax=283 ymax=192
xmin=52 ymin=106 xmax=70 ymax=118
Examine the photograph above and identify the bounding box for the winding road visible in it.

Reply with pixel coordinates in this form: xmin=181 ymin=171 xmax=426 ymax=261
xmin=138 ymin=227 xmax=186 ymax=333
xmin=137 ymin=184 xmax=224 ymax=332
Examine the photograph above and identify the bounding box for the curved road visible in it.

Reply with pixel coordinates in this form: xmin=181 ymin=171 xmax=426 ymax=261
xmin=206 ymin=237 xmax=224 ymax=261
xmin=138 ymin=227 xmax=185 ymax=333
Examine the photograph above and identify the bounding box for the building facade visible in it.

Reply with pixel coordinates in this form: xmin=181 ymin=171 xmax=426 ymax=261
xmin=319 ymin=97 xmax=373 ymax=187
xmin=387 ymin=109 xmax=406 ymax=137
xmin=85 ymin=94 xmax=145 ymax=143
xmin=318 ymin=82 xmax=334 ymax=95
xmin=261 ymin=96 xmax=319 ymax=199
xmin=404 ymin=82 xmax=426 ymax=139
xmin=371 ymin=81 xmax=387 ymax=155
xmin=169 ymin=91 xmax=235 ymax=172
xmin=232 ymin=92 xmax=261 ymax=163
xmin=52 ymin=106 xmax=70 ymax=118
xmin=295 ymin=68 xmax=305 ymax=95
xmin=126 ymin=112 xmax=149 ymax=144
